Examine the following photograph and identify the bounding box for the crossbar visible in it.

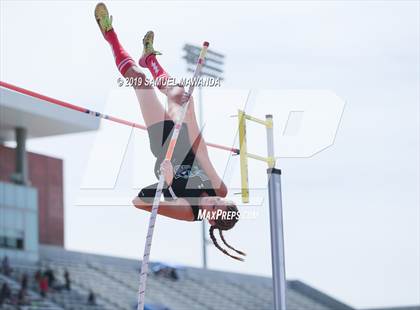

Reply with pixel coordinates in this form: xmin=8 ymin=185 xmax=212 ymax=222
xmin=0 ymin=81 xmax=239 ymax=155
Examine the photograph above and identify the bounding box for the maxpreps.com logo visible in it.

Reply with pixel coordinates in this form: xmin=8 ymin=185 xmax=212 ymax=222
xmin=197 ymin=209 xmax=258 ymax=221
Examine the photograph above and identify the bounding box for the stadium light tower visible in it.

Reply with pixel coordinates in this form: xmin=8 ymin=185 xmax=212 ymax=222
xmin=183 ymin=43 xmax=225 ymax=269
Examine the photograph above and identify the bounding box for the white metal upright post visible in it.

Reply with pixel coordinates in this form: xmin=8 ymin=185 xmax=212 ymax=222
xmin=266 ymin=114 xmax=287 ymax=310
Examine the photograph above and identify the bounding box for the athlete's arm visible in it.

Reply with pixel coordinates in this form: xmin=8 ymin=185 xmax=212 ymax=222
xmin=183 ymin=97 xmax=228 ymax=197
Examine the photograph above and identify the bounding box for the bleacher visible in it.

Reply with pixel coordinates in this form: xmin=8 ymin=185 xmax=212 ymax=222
xmin=0 ymin=273 xmax=61 ymax=310
xmin=1 ymin=245 xmax=355 ymax=310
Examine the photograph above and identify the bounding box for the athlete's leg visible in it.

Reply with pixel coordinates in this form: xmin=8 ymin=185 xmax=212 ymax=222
xmin=132 ymin=196 xmax=195 ymax=221
xmin=125 ymin=67 xmax=171 ymax=127
xmin=94 ymin=3 xmax=169 ymax=127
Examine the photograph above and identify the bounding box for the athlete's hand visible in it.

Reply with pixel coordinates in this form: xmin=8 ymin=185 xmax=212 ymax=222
xmin=160 ymin=160 xmax=174 ymax=186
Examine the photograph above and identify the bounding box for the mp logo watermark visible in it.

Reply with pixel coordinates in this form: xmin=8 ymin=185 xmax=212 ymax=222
xmin=76 ymin=88 xmax=345 ymax=207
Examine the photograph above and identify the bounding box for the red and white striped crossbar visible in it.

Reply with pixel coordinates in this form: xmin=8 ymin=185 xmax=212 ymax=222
xmin=0 ymin=80 xmax=239 ymax=155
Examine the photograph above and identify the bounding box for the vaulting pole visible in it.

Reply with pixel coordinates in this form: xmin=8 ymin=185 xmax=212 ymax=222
xmin=136 ymin=42 xmax=209 ymax=310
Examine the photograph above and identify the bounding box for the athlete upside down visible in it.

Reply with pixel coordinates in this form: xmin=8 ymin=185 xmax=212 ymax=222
xmin=95 ymin=3 xmax=245 ymax=261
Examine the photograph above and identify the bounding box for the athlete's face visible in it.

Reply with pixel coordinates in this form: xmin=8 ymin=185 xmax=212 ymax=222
xmin=200 ymin=196 xmax=227 ymax=226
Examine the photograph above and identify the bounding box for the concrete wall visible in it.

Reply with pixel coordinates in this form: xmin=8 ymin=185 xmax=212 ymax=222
xmin=0 ymin=145 xmax=64 ymax=247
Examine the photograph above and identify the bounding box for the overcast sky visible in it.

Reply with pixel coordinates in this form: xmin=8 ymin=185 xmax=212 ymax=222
xmin=1 ymin=1 xmax=419 ymax=309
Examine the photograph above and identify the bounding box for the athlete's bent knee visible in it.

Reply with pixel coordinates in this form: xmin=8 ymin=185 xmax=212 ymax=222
xmin=132 ymin=196 xmax=151 ymax=211
xmin=132 ymin=196 xmax=143 ymax=208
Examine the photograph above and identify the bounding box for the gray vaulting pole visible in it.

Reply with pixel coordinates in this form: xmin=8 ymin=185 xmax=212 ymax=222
xmin=266 ymin=114 xmax=287 ymax=310
xmin=137 ymin=42 xmax=209 ymax=310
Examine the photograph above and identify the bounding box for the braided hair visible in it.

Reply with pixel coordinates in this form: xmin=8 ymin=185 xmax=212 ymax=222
xmin=209 ymin=204 xmax=246 ymax=261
